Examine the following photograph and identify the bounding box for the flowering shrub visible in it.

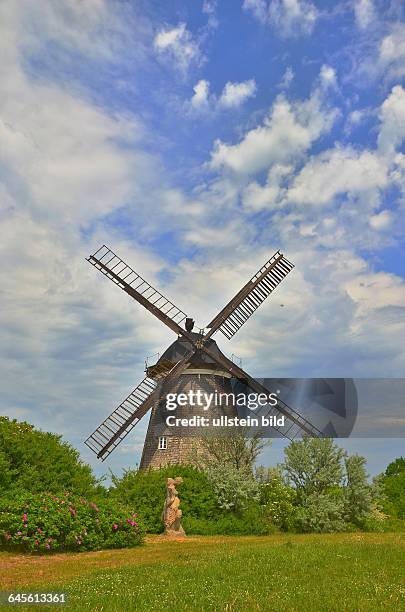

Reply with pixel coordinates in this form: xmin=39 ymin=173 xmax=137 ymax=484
xmin=205 ymin=463 xmax=260 ymax=512
xmin=0 ymin=492 xmax=143 ymax=553
xmin=259 ymin=474 xmax=296 ymax=531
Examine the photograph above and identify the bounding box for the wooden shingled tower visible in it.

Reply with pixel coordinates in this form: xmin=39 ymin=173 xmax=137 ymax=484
xmin=84 ymin=245 xmax=322 ymax=469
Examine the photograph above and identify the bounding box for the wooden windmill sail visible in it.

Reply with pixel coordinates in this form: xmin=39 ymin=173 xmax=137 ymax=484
xmin=84 ymin=245 xmax=323 ymax=468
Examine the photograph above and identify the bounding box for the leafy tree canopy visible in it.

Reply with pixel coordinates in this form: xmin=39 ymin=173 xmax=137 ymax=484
xmin=385 ymin=457 xmax=405 ymax=477
xmin=380 ymin=457 xmax=405 ymax=519
xmin=283 ymin=438 xmax=346 ymax=498
xmin=199 ymin=430 xmax=270 ymax=473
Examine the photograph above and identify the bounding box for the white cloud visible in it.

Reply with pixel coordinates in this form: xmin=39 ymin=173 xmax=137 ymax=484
xmin=202 ymin=0 xmax=219 ymax=28
xmin=154 ymin=23 xmax=201 ymax=74
xmin=279 ymin=66 xmax=294 ymax=89
xmin=378 ymin=85 xmax=405 ymax=157
xmin=190 ymin=79 xmax=210 ymax=109
xmin=349 ymin=110 xmax=364 ymax=125
xmin=243 ymin=0 xmax=318 ymax=37
xmin=345 ymin=272 xmax=405 ymax=317
xmin=203 ymin=0 xmax=217 ymax=14
xmin=188 ymin=78 xmax=256 ymax=113
xmin=243 ymin=0 xmax=268 ymax=22
xmin=0 ymin=92 xmax=148 ymax=225
xmin=320 ymin=65 xmax=337 ymax=89
xmin=218 ymin=79 xmax=257 ymax=108
xmin=354 ymin=0 xmax=375 ymax=30
xmin=243 ymin=164 xmax=293 ymax=211
xmin=369 ymin=210 xmax=392 ymax=230
xmin=378 ymin=23 xmax=405 ymax=81
xmin=210 ymin=88 xmax=336 ymax=175
xmin=344 ymin=108 xmax=374 ymax=136
xmin=286 ymin=148 xmax=389 ymax=206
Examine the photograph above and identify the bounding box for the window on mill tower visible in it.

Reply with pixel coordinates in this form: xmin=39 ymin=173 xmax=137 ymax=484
xmin=158 ymin=436 xmax=167 ymax=450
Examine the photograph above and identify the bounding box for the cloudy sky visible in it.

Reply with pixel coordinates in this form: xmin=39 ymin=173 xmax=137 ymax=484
xmin=1 ymin=0 xmax=404 ymax=479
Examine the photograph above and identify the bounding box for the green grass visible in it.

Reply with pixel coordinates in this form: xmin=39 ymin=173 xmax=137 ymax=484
xmin=1 ymin=534 xmax=404 ymax=611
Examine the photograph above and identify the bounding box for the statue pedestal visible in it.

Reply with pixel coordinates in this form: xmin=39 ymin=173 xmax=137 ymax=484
xmin=164 ymin=527 xmax=186 ymax=537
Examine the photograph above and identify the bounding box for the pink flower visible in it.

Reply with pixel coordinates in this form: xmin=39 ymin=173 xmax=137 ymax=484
xmin=35 ymin=540 xmax=39 ymax=546
xmin=37 ymin=528 xmax=42 ymax=534
xmin=23 ymin=513 xmax=27 ymax=522
xmin=45 ymin=543 xmax=51 ymax=550
xmin=113 ymin=523 xmax=118 ymax=531
xmin=16 ymin=531 xmax=22 ymax=536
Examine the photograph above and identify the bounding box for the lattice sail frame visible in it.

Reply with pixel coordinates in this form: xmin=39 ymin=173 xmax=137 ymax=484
xmin=207 ymin=251 xmax=294 ymax=339
xmin=85 ymin=377 xmax=157 ymax=460
xmin=88 ymin=245 xmax=188 ymax=329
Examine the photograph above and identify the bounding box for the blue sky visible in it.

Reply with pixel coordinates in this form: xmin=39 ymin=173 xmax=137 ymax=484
xmin=0 ymin=0 xmax=404 ymax=480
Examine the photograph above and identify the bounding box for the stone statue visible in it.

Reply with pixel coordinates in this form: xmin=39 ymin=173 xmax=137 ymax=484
xmin=162 ymin=476 xmax=185 ymax=536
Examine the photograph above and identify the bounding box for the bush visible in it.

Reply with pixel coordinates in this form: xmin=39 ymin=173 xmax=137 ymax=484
xmin=259 ymin=474 xmax=296 ymax=532
xmin=359 ymin=508 xmax=387 ymax=533
xmin=379 ymin=518 xmax=405 ymax=533
xmin=204 ymin=463 xmax=259 ymax=512
xmin=111 ymin=464 xmax=274 ymax=535
xmin=292 ymin=490 xmax=347 ymax=533
xmin=183 ymin=506 xmax=276 ymax=536
xmin=0 ymin=417 xmax=99 ymax=497
xmin=0 ymin=492 xmax=144 ymax=553
xmin=111 ymin=465 xmax=219 ymax=533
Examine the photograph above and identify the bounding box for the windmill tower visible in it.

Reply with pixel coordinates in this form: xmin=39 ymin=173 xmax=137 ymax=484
xmin=84 ymin=245 xmax=323 ymax=468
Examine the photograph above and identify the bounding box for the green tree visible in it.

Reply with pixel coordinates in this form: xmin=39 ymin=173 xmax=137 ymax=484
xmin=197 ymin=430 xmax=267 ymax=514
xmin=380 ymin=457 xmax=405 ymax=519
xmin=283 ymin=438 xmax=345 ymax=500
xmin=385 ymin=457 xmax=405 ymax=476
xmin=282 ymin=439 xmax=376 ymax=533
xmin=0 ymin=417 xmax=98 ymax=498
xmin=343 ymin=454 xmax=373 ymax=526
xmin=199 ymin=429 xmax=270 ymax=473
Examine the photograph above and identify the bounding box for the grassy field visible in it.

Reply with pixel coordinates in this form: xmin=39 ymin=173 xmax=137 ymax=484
xmin=0 ymin=533 xmax=404 ymax=611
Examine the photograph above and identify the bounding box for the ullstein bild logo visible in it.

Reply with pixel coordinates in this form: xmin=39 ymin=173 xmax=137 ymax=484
xmin=165 ymin=414 xmax=285 ymax=428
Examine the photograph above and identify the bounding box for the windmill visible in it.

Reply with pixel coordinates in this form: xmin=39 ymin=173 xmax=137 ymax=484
xmin=84 ymin=245 xmax=323 ymax=469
